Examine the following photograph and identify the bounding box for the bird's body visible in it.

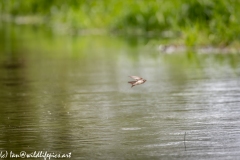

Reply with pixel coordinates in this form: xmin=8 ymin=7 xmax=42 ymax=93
xmin=128 ymin=76 xmax=146 ymax=88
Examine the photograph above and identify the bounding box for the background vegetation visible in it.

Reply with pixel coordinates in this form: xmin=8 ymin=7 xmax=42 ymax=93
xmin=1 ymin=0 xmax=240 ymax=47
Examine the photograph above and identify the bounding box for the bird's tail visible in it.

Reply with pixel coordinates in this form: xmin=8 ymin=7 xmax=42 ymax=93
xmin=128 ymin=81 xmax=135 ymax=84
xmin=128 ymin=81 xmax=135 ymax=88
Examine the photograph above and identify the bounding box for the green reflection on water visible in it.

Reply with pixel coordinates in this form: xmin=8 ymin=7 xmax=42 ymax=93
xmin=0 ymin=23 xmax=240 ymax=159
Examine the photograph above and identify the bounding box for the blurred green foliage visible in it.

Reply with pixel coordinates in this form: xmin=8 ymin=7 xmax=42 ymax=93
xmin=1 ymin=0 xmax=240 ymax=46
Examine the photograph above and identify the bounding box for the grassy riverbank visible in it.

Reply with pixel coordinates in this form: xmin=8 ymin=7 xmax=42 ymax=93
xmin=1 ymin=0 xmax=240 ymax=47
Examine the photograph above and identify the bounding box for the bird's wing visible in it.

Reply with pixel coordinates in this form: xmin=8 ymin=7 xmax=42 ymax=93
xmin=129 ymin=76 xmax=142 ymax=80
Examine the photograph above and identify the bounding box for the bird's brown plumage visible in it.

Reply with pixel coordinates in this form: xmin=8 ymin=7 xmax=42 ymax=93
xmin=128 ymin=76 xmax=146 ymax=88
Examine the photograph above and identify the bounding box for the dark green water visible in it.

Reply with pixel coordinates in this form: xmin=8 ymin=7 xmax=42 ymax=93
xmin=0 ymin=24 xmax=240 ymax=160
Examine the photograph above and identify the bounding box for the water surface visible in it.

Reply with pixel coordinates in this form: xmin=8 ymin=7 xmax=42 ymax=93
xmin=0 ymin=24 xmax=240 ymax=160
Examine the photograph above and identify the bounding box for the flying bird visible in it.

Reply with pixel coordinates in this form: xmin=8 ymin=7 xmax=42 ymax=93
xmin=128 ymin=76 xmax=147 ymax=88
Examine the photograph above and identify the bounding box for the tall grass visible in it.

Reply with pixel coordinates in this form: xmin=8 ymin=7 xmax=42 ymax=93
xmin=1 ymin=0 xmax=240 ymax=46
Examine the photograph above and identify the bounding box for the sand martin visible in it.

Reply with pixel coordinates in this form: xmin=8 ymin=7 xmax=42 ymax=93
xmin=128 ymin=76 xmax=147 ymax=88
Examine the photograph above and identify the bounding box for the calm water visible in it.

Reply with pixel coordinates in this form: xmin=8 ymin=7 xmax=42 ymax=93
xmin=0 ymin=24 xmax=240 ymax=160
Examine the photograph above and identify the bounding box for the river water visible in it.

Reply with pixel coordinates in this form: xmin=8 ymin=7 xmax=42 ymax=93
xmin=0 ymin=24 xmax=240 ymax=160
